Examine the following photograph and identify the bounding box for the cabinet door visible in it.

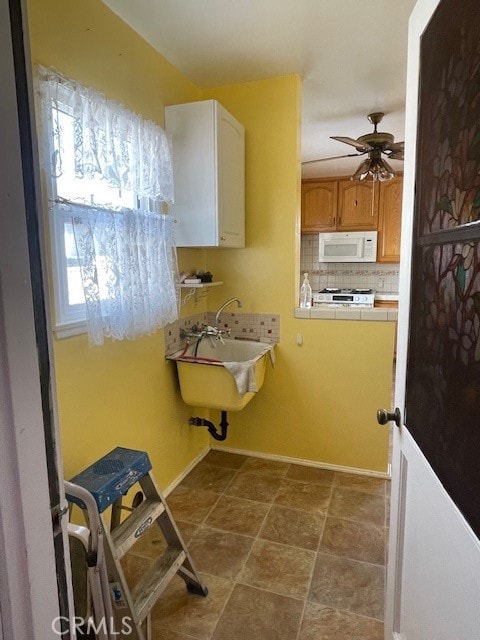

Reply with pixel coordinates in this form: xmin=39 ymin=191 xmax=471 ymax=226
xmin=301 ymin=180 xmax=337 ymax=232
xmin=377 ymin=176 xmax=403 ymax=262
xmin=217 ymin=102 xmax=245 ymax=247
xmin=337 ymin=180 xmax=379 ymax=230
xmin=165 ymin=100 xmax=245 ymax=248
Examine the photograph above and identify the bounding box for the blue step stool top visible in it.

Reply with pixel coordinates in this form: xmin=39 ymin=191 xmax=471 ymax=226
xmin=67 ymin=447 xmax=152 ymax=513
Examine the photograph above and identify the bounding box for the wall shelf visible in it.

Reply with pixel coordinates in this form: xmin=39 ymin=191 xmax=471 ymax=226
xmin=180 ymin=281 xmax=223 ymax=305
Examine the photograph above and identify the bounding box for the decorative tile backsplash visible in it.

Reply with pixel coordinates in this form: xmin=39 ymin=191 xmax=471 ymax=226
xmin=300 ymin=234 xmax=399 ymax=293
xmin=164 ymin=312 xmax=280 ymax=356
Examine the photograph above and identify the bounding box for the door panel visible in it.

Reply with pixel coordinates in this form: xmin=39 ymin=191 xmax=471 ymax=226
xmin=405 ymin=0 xmax=480 ymax=539
xmin=386 ymin=0 xmax=480 ymax=638
xmin=390 ymin=431 xmax=480 ymax=640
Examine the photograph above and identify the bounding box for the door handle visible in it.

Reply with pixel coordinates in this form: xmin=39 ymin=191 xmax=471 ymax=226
xmin=377 ymin=407 xmax=401 ymax=427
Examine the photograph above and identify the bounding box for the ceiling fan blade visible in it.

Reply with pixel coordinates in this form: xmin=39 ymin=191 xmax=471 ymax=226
xmin=387 ymin=152 xmax=404 ymax=161
xmin=330 ymin=136 xmax=372 ymax=152
xmin=383 ymin=141 xmax=404 ymax=152
xmin=301 ymin=152 xmax=366 ymax=165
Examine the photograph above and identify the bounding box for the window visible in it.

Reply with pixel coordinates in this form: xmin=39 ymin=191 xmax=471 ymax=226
xmin=38 ymin=67 xmax=179 ymax=344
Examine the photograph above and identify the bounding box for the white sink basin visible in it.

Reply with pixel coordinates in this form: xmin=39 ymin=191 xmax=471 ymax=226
xmin=168 ymin=338 xmax=274 ymax=411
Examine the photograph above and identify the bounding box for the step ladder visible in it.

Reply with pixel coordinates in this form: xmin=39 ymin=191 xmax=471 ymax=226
xmin=66 ymin=447 xmax=208 ymax=640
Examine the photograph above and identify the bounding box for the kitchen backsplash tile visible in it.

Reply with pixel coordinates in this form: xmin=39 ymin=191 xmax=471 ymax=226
xmin=164 ymin=312 xmax=280 ymax=356
xmin=300 ymin=234 xmax=399 ymax=293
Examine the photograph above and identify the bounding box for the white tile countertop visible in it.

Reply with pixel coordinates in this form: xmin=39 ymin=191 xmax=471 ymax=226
xmin=375 ymin=292 xmax=399 ymax=301
xmin=294 ymin=307 xmax=398 ymax=321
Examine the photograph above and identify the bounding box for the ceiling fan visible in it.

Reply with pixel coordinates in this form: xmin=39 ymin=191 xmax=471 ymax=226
xmin=302 ymin=112 xmax=404 ymax=181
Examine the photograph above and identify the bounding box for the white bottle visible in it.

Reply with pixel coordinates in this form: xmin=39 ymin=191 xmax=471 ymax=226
xmin=300 ymin=272 xmax=312 ymax=309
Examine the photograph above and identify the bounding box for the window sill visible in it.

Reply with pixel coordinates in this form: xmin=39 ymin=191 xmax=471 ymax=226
xmin=53 ymin=320 xmax=87 ymax=339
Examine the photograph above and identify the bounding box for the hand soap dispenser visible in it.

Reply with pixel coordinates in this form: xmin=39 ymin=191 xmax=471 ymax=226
xmin=300 ymin=272 xmax=312 ymax=309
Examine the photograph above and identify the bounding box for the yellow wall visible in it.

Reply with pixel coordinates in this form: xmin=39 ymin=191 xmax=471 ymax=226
xmin=203 ymin=80 xmax=392 ymax=472
xmin=27 ymin=0 xmax=210 ymax=488
xmin=28 ymin=0 xmax=392 ymax=486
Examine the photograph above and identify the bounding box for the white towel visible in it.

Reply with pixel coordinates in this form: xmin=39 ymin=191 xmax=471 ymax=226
xmin=267 ymin=344 xmax=276 ymax=367
xmin=223 ymin=360 xmax=258 ymax=395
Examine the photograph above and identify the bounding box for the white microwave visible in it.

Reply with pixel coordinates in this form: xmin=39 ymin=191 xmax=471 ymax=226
xmin=318 ymin=231 xmax=378 ymax=263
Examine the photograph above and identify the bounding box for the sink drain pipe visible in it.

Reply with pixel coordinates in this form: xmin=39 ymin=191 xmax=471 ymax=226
xmin=189 ymin=411 xmax=229 ymax=441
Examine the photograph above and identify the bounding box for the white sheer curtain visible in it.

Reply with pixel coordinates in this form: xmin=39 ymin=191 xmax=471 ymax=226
xmin=38 ymin=66 xmax=179 ymax=345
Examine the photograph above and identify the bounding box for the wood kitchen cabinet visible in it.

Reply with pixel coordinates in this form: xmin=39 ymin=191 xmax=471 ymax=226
xmin=377 ymin=176 xmax=403 ymax=263
xmin=301 ymin=175 xmax=403 ymax=262
xmin=301 ymin=179 xmax=337 ymax=232
xmin=337 ymin=180 xmax=379 ymax=230
xmin=301 ymin=177 xmax=379 ymax=233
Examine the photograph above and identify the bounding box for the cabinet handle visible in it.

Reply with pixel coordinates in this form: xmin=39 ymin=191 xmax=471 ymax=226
xmin=333 ymin=216 xmax=336 ymax=227
xmin=220 ymin=235 xmax=226 ymax=241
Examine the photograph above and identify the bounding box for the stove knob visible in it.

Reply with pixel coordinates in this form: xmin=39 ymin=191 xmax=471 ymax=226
xmin=354 ymin=295 xmax=359 ymax=302
xmin=363 ymin=296 xmax=367 ymax=302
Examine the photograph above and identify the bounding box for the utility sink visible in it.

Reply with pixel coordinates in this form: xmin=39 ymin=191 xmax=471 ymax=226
xmin=167 ymin=338 xmax=275 ymax=411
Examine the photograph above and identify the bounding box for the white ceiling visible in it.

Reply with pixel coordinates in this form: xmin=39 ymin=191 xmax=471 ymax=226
xmin=102 ymin=0 xmax=417 ymax=178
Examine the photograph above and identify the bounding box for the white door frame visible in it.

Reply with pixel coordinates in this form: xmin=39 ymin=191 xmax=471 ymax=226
xmin=0 ymin=0 xmax=71 ymax=637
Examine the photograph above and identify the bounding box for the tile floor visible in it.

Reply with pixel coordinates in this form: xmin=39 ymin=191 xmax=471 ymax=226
xmin=122 ymin=451 xmax=390 ymax=640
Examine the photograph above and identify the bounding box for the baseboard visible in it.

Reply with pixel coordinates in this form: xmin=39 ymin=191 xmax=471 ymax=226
xmin=210 ymin=445 xmax=391 ymax=479
xmin=163 ymin=446 xmax=210 ymax=497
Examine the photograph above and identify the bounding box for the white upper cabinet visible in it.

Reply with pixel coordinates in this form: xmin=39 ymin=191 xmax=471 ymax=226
xmin=165 ymin=100 xmax=245 ymax=248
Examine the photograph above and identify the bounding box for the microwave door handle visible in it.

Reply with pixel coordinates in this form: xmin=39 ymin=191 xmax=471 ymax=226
xmin=358 ymin=238 xmax=364 ymax=258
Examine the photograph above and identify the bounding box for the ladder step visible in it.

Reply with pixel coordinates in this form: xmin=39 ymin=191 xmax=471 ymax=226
xmin=67 ymin=447 xmax=152 ymax=513
xmin=111 ymin=497 xmax=166 ymax=558
xmin=132 ymin=548 xmax=186 ymax=624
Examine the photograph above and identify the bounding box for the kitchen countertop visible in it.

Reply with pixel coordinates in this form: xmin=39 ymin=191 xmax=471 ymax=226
xmin=295 ymin=306 xmax=398 ymax=321
xmin=375 ymin=292 xmax=399 ymax=301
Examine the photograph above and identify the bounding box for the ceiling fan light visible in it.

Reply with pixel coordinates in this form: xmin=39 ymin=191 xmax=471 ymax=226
xmin=375 ymin=158 xmax=396 ymax=181
xmin=353 ymin=156 xmax=395 ymax=181
xmin=351 ymin=158 xmax=371 ymax=181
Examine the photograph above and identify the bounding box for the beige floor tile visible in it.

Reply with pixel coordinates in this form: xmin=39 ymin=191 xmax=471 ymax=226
xmin=334 ymin=472 xmax=386 ymax=495
xmin=226 ymin=472 xmax=283 ymax=503
xmin=259 ymin=505 xmax=324 ymax=550
xmin=309 ymin=552 xmax=385 ymax=620
xmin=328 ymin=488 xmax=386 ymax=526
xmin=167 ymin=486 xmax=219 ymax=524
xmin=188 ymin=526 xmax=254 ymax=580
xmin=320 ymin=517 xmax=386 ymax=565
xmin=149 ymin=630 xmax=198 ymax=640
xmin=211 ymin=584 xmax=304 ymax=640
xmin=274 ymin=479 xmax=332 ymax=515
xmin=298 ymin=602 xmax=384 ymax=640
xmin=176 ymin=520 xmax=200 ymax=544
xmin=180 ymin=462 xmax=237 ymax=494
xmin=134 ymin=455 xmax=388 ymax=639
xmin=203 ymin=450 xmax=247 ymax=469
xmin=238 ymin=457 xmax=290 ymax=477
xmin=286 ymin=465 xmax=335 ymax=486
xmin=239 ymin=539 xmax=316 ymax=599
xmin=151 ymin=573 xmax=233 ymax=640
xmin=205 ymin=495 xmax=269 ymax=536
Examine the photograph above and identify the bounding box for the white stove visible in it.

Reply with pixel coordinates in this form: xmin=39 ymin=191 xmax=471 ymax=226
xmin=313 ymin=288 xmax=375 ymax=308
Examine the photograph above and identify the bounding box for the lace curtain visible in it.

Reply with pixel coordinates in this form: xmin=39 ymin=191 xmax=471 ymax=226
xmin=38 ymin=67 xmax=179 ymax=345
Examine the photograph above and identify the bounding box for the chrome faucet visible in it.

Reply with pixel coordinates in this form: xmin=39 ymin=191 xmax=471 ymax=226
xmin=214 ymin=297 xmax=243 ymax=326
